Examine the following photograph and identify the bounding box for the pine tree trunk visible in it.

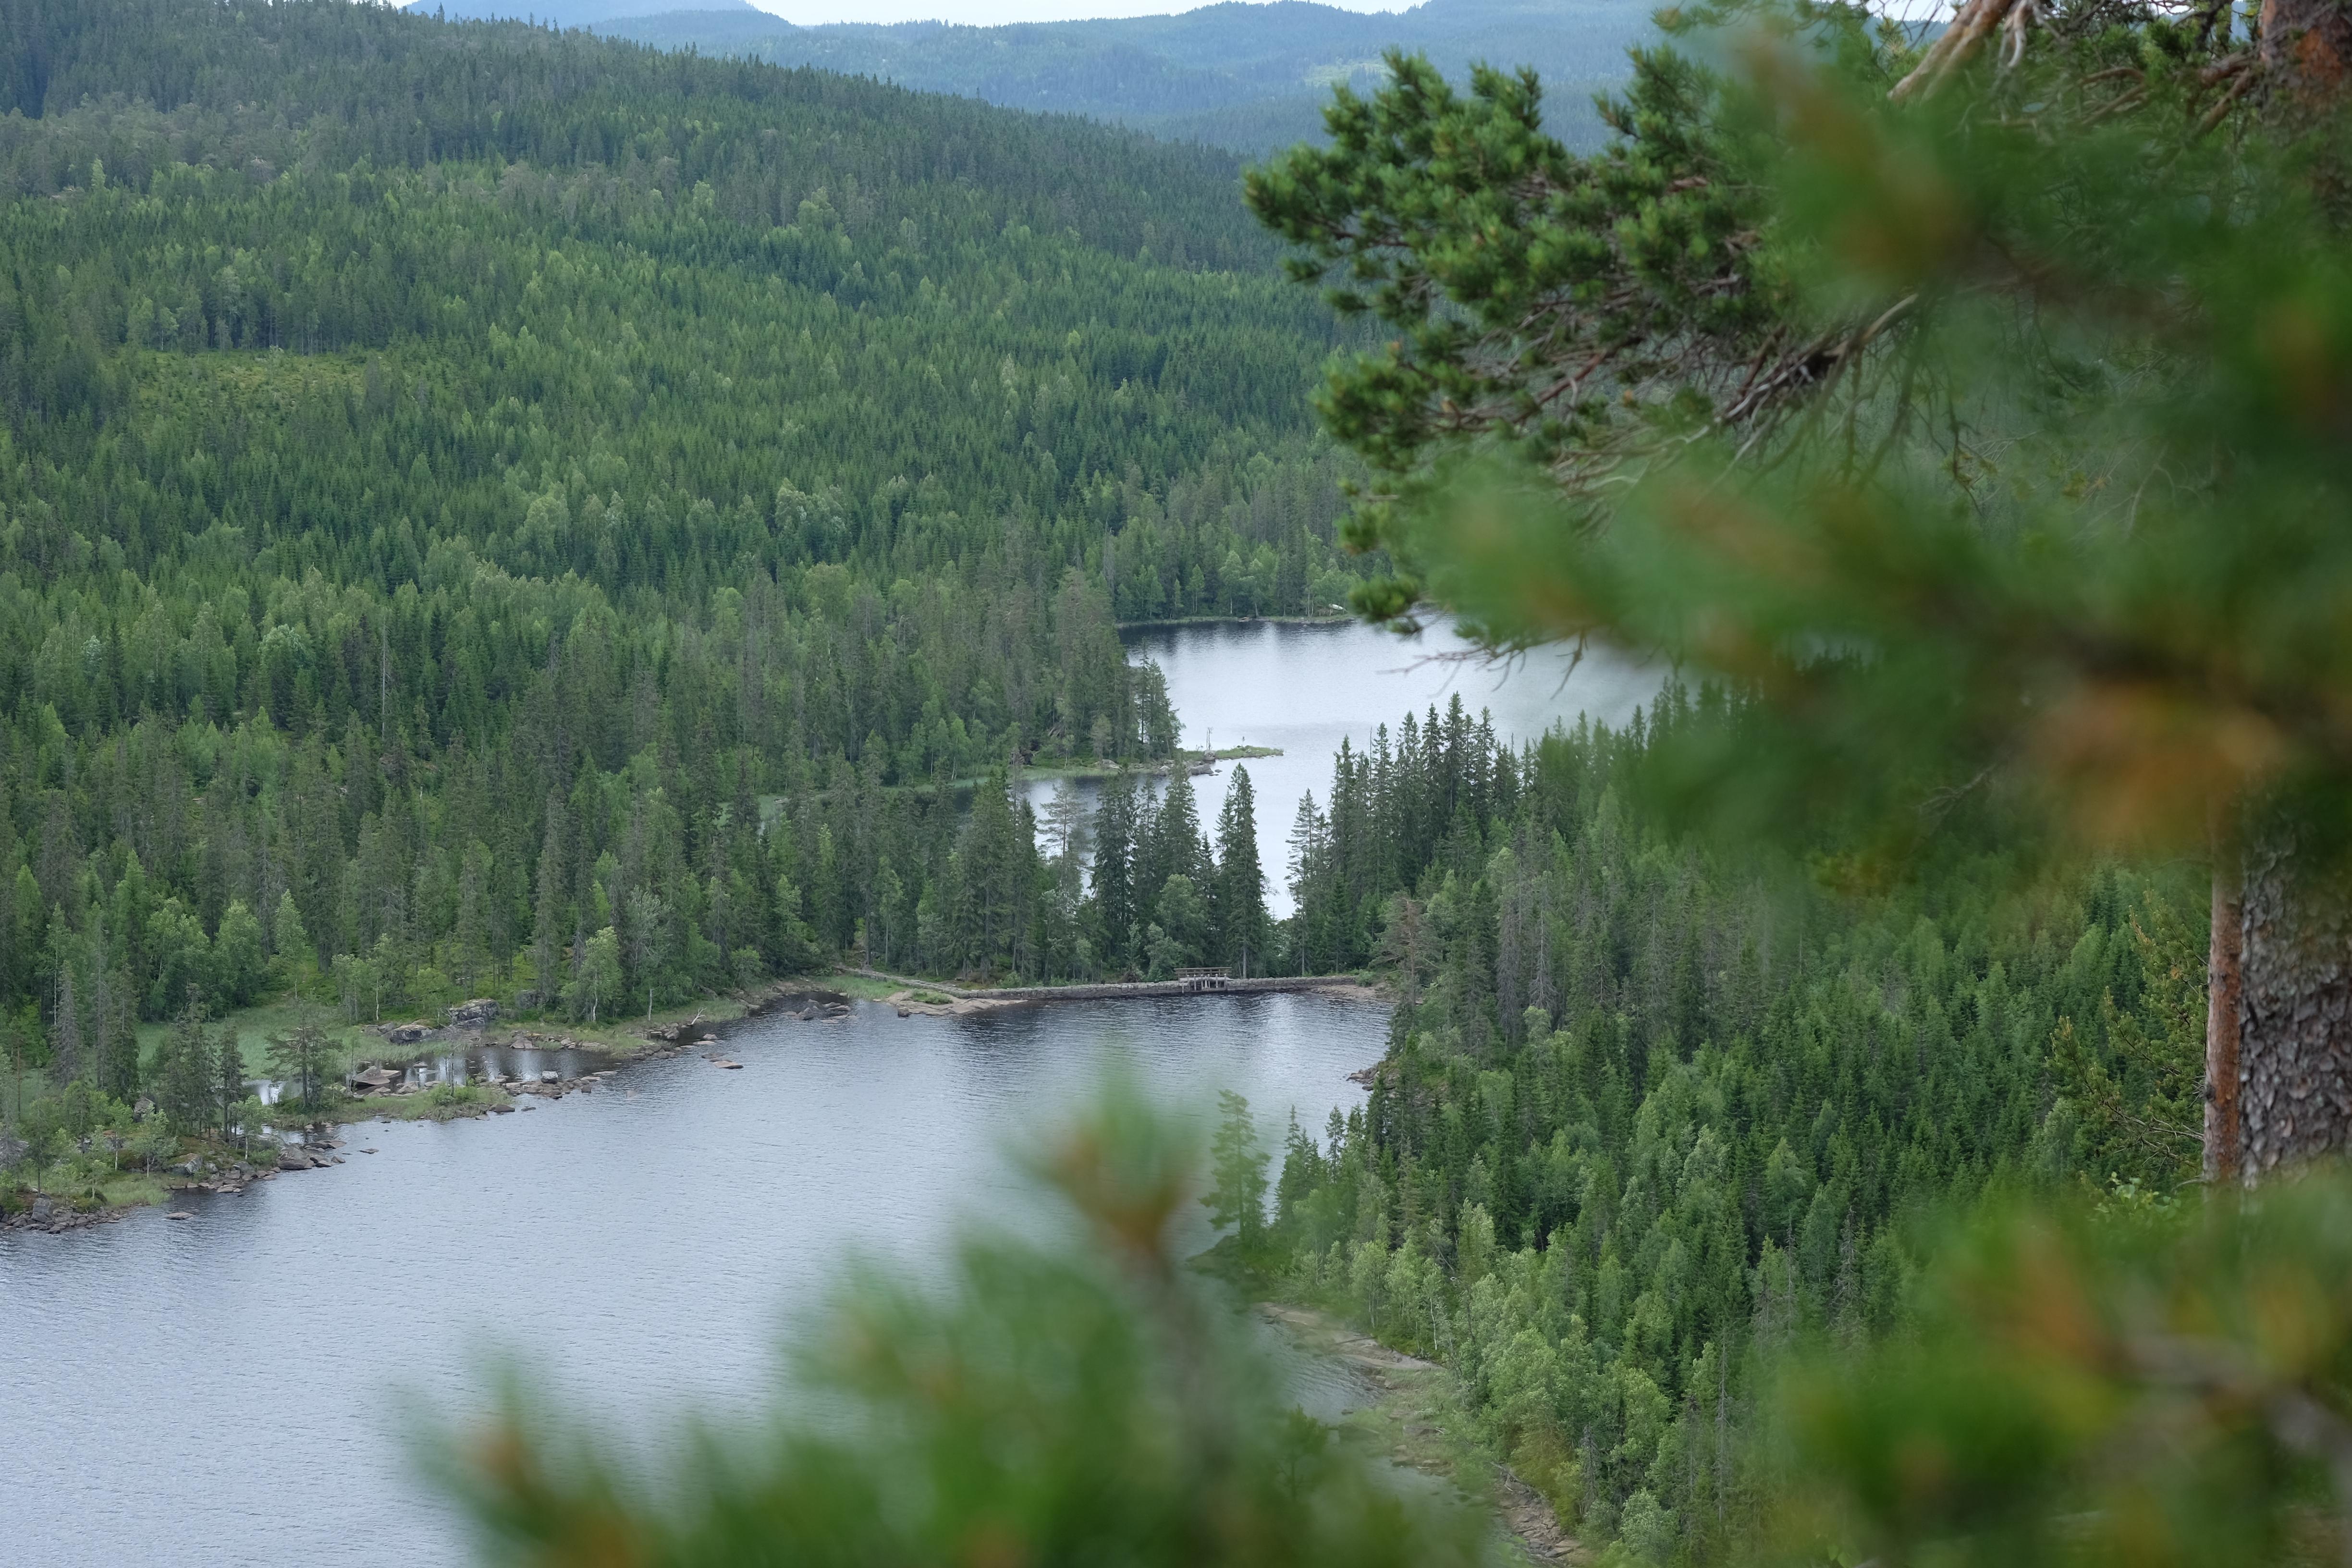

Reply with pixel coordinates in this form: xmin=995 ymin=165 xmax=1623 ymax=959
xmin=2235 ymin=825 xmax=2352 ymax=1180
xmin=2205 ymin=854 xmax=2243 ymax=1185
xmin=2260 ymin=0 xmax=2352 ymax=98
xmin=2215 ymin=2 xmax=2352 ymax=1183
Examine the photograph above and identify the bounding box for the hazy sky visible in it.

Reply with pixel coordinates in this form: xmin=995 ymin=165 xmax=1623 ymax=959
xmin=744 ymin=0 xmax=1411 ymax=24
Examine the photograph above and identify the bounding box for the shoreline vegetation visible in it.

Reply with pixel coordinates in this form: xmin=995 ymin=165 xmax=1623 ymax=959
xmin=0 ymin=961 xmax=1386 ymax=1236
xmin=1118 ymin=613 xmax=1356 ymax=633
xmin=1252 ymin=1302 xmax=1581 ymax=1567
xmin=1010 ymin=744 xmax=1283 ymax=787
xmin=0 ymin=976 xmax=823 ymax=1235
xmin=4 ymin=685 xmax=1529 ymax=1236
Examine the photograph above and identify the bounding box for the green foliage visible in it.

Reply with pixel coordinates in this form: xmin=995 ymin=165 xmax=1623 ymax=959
xmin=265 ymin=1019 xmax=338 ymax=1115
xmin=1254 ymin=0 xmax=2352 ymax=864
xmin=433 ymin=1089 xmax=1489 ymax=1568
xmin=0 ymin=0 xmax=1385 ymax=1041
xmin=1205 ymin=1089 xmax=1272 ymax=1250
xmin=1245 ymin=42 xmax=1780 ymax=623
xmin=150 ymin=992 xmax=222 ymax=1134
xmin=427 ymin=1081 xmax=488 ymax=1112
xmin=1268 ymin=693 xmax=2205 ymax=1558
xmin=1284 ymin=694 xmax=1521 ymax=974
xmin=567 ymin=928 xmax=623 ymax=1024
xmin=1761 ymin=1177 xmax=2352 ymax=1568
xmin=1212 ymin=765 xmax=1273 ymax=975
xmin=211 ymin=1022 xmax=243 ymax=1137
xmin=1250 ymin=12 xmax=2352 ymax=1549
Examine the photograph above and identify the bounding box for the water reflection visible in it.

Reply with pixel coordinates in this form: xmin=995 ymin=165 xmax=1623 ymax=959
xmin=0 ymin=992 xmax=1388 ymax=1568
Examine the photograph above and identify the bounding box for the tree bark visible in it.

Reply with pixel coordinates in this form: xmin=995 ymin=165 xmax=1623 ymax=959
xmin=2205 ymin=852 xmax=2243 ymax=1185
xmin=2236 ymin=823 xmax=2352 ymax=1181
xmin=2260 ymin=0 xmax=2352 ymax=100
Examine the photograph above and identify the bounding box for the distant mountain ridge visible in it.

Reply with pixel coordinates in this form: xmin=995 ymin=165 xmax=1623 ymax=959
xmin=414 ymin=0 xmax=1654 ymax=152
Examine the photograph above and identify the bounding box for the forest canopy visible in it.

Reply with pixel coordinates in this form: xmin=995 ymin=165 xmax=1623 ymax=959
xmin=0 ymin=0 xmax=1383 ymax=1055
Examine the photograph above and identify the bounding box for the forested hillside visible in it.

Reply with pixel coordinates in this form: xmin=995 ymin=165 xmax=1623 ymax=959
xmin=1262 ymin=690 xmax=2203 ymax=1561
xmin=0 ymin=0 xmax=1369 ymax=1062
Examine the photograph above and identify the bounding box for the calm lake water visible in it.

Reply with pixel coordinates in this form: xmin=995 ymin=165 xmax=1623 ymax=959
xmin=0 ymin=620 xmax=1625 ymax=1567
xmin=1022 ymin=619 xmax=1657 ymax=916
xmin=0 ymin=992 xmax=1387 ymax=1567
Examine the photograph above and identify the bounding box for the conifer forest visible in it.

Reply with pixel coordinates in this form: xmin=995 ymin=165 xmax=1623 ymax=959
xmin=9 ymin=0 xmax=2352 ymax=1564
xmin=0 ymin=0 xmax=1369 ymax=1052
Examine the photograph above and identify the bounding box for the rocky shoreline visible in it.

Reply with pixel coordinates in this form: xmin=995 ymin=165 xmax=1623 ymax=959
xmin=1255 ymin=1301 xmax=1580 ymax=1566
xmin=9 ymin=971 xmax=1337 ymax=1240
xmin=1 ymin=1134 xmax=354 ymax=1236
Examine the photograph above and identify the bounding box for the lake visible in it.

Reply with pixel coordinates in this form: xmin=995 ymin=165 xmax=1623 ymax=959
xmin=0 ymin=992 xmax=1387 ymax=1567
xmin=1022 ymin=618 xmax=1657 ymax=916
xmin=0 ymin=618 xmax=1632 ymax=1567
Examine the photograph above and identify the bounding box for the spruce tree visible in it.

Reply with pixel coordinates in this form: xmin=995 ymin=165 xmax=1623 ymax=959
xmin=266 ymin=1021 xmax=336 ymax=1115
xmin=97 ymin=966 xmax=139 ymax=1105
xmin=156 ymin=992 xmax=216 ymax=1134
xmin=1090 ymin=773 xmax=1141 ymax=974
xmin=49 ymin=966 xmax=80 ymax=1088
xmin=1138 ymin=768 xmax=1208 ymax=931
xmin=214 ymin=1025 xmax=245 ymax=1139
xmin=1211 ymin=767 xmax=1269 ymax=977
xmin=1204 ymin=1090 xmax=1269 ymax=1249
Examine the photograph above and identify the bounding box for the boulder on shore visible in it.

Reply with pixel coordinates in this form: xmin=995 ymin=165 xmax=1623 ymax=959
xmin=448 ymin=998 xmax=499 ymax=1028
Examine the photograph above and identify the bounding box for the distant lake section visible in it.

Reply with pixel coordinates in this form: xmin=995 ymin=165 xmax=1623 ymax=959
xmin=1022 ymin=618 xmax=1660 ymax=918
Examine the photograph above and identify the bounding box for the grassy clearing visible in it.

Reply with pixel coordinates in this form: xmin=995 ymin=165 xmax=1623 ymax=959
xmin=828 ymin=973 xmax=906 ymax=1002
xmin=98 ymin=1173 xmax=168 ymax=1210
xmin=118 ymin=976 xmax=825 ymax=1085
xmin=342 ymin=1081 xmax=513 ymax=1122
xmin=538 ymin=992 xmax=751 ymax=1053
xmin=134 ymin=996 xmax=376 ymax=1079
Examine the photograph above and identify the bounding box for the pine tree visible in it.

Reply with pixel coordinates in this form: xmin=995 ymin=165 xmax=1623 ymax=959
xmin=569 ymin=928 xmax=622 ymax=1024
xmin=1090 ymin=773 xmax=1140 ymax=974
xmin=1138 ymin=768 xmax=1207 ymax=929
xmin=272 ymin=891 xmax=310 ymax=983
xmin=214 ymin=1024 xmax=245 ymax=1139
xmin=1204 ymin=1090 xmax=1269 ymax=1250
xmin=625 ymin=887 xmax=671 ymax=1023
xmin=1248 ymin=0 xmax=2352 ymax=1182
xmin=155 ymin=991 xmax=216 ymax=1133
xmin=531 ymin=798 xmax=568 ymax=1009
xmin=266 ymin=1021 xmax=336 ymax=1115
xmin=49 ymin=964 xmax=81 ymax=1088
xmin=1211 ymin=767 xmax=1269 ymax=977
xmin=1286 ymin=792 xmax=1334 ymax=975
xmin=97 ymin=965 xmax=139 ymax=1104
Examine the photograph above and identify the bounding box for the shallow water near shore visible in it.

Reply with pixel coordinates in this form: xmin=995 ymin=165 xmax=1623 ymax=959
xmin=0 ymin=991 xmax=1386 ymax=1568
